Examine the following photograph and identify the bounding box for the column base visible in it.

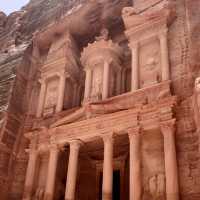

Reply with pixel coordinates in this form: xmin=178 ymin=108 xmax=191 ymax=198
xmin=102 ymin=192 xmax=112 ymax=200
xmin=166 ymin=193 xmax=179 ymax=200
xmin=22 ymin=186 xmax=32 ymax=200
xmin=44 ymin=193 xmax=53 ymax=200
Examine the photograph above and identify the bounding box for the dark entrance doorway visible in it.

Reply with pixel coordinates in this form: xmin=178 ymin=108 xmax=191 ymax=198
xmin=99 ymin=170 xmax=120 ymax=200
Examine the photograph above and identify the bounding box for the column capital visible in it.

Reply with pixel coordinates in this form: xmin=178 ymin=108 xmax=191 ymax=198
xmin=104 ymin=58 xmax=113 ymax=65
xmin=101 ymin=133 xmax=114 ymax=144
xmin=128 ymin=42 xmax=139 ymax=49
xmin=69 ymin=139 xmax=83 ymax=151
xmin=127 ymin=126 xmax=141 ymax=138
xmin=49 ymin=144 xmax=59 ymax=152
xmin=158 ymin=29 xmax=168 ymax=39
xmin=160 ymin=119 xmax=176 ymax=135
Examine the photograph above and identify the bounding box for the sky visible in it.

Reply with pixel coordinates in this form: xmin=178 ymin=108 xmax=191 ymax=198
xmin=0 ymin=0 xmax=29 ymax=15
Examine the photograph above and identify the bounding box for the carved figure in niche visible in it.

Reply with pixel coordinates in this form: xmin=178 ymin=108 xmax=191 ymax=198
xmin=143 ymin=173 xmax=165 ymax=200
xmin=142 ymin=51 xmax=160 ymax=87
xmin=91 ymin=66 xmax=103 ymax=101
xmin=45 ymin=83 xmax=58 ymax=109
xmin=95 ymin=28 xmax=109 ymax=41
xmin=91 ymin=63 xmax=103 ymax=100
xmin=149 ymin=174 xmax=165 ymax=200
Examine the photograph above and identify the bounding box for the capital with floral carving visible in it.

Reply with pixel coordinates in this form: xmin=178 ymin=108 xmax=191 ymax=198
xmin=127 ymin=126 xmax=142 ymax=139
xmin=101 ymin=132 xmax=114 ymax=144
xmin=160 ymin=119 xmax=176 ymax=136
xmin=69 ymin=139 xmax=83 ymax=151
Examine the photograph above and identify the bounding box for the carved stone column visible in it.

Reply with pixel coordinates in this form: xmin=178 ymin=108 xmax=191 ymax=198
xmin=72 ymin=83 xmax=78 ymax=107
xmin=102 ymin=133 xmax=113 ymax=200
xmin=121 ymin=68 xmax=126 ymax=93
xmin=128 ymin=127 xmax=142 ymax=200
xmin=116 ymin=69 xmax=122 ymax=95
xmin=102 ymin=61 xmax=110 ymax=100
xmin=44 ymin=145 xmax=59 ymax=200
xmin=65 ymin=140 xmax=82 ymax=200
xmin=22 ymin=150 xmax=38 ymax=200
xmin=160 ymin=119 xmax=179 ymax=200
xmin=36 ymin=80 xmax=47 ymax=117
xmin=56 ymin=73 xmax=66 ymax=113
xmin=159 ymin=30 xmax=170 ymax=81
xmin=130 ymin=43 xmax=139 ymax=91
xmin=84 ymin=69 xmax=92 ymax=101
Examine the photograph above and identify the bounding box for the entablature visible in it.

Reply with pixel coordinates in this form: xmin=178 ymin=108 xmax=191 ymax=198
xmin=25 ymin=81 xmax=177 ymax=153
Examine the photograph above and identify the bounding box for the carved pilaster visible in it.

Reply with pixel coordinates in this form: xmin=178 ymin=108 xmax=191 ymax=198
xmin=102 ymin=60 xmax=112 ymax=100
xmin=36 ymin=80 xmax=47 ymax=118
xmin=84 ymin=69 xmax=92 ymax=101
xmin=130 ymin=43 xmax=139 ymax=91
xmin=159 ymin=30 xmax=170 ymax=81
xmin=56 ymin=73 xmax=66 ymax=113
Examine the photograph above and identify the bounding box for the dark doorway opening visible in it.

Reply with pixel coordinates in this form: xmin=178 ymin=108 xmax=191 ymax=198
xmin=99 ymin=170 xmax=120 ymax=200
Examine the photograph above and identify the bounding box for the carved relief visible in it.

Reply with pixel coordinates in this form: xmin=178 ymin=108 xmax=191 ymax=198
xmin=140 ymin=39 xmax=161 ymax=88
xmin=44 ymin=78 xmax=59 ymax=115
xmin=91 ymin=65 xmax=103 ymax=101
xmin=146 ymin=173 xmax=165 ymax=200
xmin=142 ymin=132 xmax=165 ymax=200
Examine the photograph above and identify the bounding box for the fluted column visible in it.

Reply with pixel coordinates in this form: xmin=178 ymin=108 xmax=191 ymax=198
xmin=56 ymin=73 xmax=66 ymax=113
xmin=159 ymin=30 xmax=170 ymax=81
xmin=36 ymin=80 xmax=47 ymax=117
xmin=65 ymin=140 xmax=82 ymax=200
xmin=84 ymin=69 xmax=92 ymax=101
xmin=102 ymin=61 xmax=110 ymax=100
xmin=102 ymin=133 xmax=113 ymax=200
xmin=160 ymin=119 xmax=179 ymax=200
xmin=130 ymin=43 xmax=139 ymax=91
xmin=22 ymin=150 xmax=38 ymax=200
xmin=128 ymin=127 xmax=142 ymax=200
xmin=44 ymin=145 xmax=59 ymax=200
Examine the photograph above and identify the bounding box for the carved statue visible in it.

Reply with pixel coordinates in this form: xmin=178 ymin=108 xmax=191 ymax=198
xmin=91 ymin=66 xmax=103 ymax=101
xmin=142 ymin=51 xmax=160 ymax=87
xmin=145 ymin=173 xmax=165 ymax=200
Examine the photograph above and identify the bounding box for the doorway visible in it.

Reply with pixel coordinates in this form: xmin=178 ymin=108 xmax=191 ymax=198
xmin=99 ymin=170 xmax=121 ymax=200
